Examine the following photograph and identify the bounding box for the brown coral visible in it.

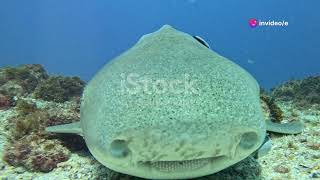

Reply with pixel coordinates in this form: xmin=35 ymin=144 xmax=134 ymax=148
xmin=3 ymin=135 xmax=70 ymax=172
xmin=15 ymin=99 xmax=37 ymax=116
xmin=0 ymin=93 xmax=14 ymax=110
xmin=13 ymin=110 xmax=49 ymax=139
xmin=3 ymin=141 xmax=31 ymax=166
xmin=271 ymin=75 xmax=320 ymax=109
xmin=260 ymin=89 xmax=284 ymax=122
xmin=30 ymin=151 xmax=69 ymax=172
xmin=1 ymin=64 xmax=86 ymax=172
xmin=3 ymin=101 xmax=85 ymax=172
xmin=3 ymin=100 xmax=82 ymax=172
xmin=33 ymin=76 xmax=85 ymax=103
xmin=0 ymin=64 xmax=48 ymax=96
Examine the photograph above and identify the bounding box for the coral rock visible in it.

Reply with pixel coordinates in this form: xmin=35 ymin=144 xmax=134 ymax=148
xmin=273 ymin=164 xmax=290 ymax=173
xmin=33 ymin=76 xmax=85 ymax=103
xmin=260 ymin=89 xmax=284 ymax=122
xmin=3 ymin=135 xmax=70 ymax=172
xmin=271 ymin=76 xmax=320 ymax=109
xmin=0 ymin=64 xmax=48 ymax=97
xmin=0 ymin=93 xmax=13 ymax=110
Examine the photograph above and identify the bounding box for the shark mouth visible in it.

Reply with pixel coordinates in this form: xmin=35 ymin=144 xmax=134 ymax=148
xmin=140 ymin=156 xmax=226 ymax=172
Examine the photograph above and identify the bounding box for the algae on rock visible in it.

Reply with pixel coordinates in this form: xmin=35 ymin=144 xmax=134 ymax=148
xmin=33 ymin=76 xmax=85 ymax=103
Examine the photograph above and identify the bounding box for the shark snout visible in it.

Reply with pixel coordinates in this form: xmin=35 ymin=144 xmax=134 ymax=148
xmin=108 ymin=127 xmax=263 ymax=164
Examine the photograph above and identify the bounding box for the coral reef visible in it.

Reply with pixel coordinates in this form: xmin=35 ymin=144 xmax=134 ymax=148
xmin=3 ymin=135 xmax=70 ymax=172
xmin=0 ymin=64 xmax=48 ymax=96
xmin=0 ymin=64 xmax=84 ymax=103
xmin=33 ymin=76 xmax=85 ymax=103
xmin=12 ymin=110 xmax=49 ymax=139
xmin=0 ymin=93 xmax=14 ymax=110
xmin=15 ymin=99 xmax=37 ymax=116
xmin=2 ymin=101 xmax=83 ymax=172
xmin=0 ymin=65 xmax=86 ymax=173
xmin=271 ymin=76 xmax=320 ymax=109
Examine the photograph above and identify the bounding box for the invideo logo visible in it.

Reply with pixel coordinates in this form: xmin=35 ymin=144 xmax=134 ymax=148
xmin=249 ymin=18 xmax=289 ymax=28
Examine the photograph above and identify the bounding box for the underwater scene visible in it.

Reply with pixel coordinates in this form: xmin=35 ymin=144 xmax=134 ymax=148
xmin=0 ymin=1 xmax=319 ymax=180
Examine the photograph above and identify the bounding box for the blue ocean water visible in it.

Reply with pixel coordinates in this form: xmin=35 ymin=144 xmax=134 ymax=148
xmin=0 ymin=0 xmax=319 ymax=89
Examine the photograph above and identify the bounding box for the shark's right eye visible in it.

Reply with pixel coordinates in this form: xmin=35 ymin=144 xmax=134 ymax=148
xmin=239 ymin=132 xmax=258 ymax=149
xmin=110 ymin=139 xmax=130 ymax=158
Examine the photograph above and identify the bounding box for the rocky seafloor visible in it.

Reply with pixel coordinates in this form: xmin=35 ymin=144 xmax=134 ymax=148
xmin=0 ymin=64 xmax=319 ymax=180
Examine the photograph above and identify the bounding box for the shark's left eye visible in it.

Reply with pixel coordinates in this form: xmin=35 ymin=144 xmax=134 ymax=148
xmin=239 ymin=132 xmax=258 ymax=149
xmin=110 ymin=139 xmax=130 ymax=158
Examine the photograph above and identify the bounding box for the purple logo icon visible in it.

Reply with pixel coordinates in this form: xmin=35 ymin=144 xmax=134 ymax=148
xmin=249 ymin=18 xmax=258 ymax=28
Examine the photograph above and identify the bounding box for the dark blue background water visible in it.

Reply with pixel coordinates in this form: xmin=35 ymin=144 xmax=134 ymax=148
xmin=1 ymin=0 xmax=319 ymax=89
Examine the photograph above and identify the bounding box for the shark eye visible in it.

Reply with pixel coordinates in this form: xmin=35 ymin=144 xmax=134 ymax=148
xmin=239 ymin=132 xmax=258 ymax=149
xmin=110 ymin=139 xmax=130 ymax=158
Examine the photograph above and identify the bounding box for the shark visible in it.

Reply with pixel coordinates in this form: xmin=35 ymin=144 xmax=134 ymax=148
xmin=46 ymin=25 xmax=303 ymax=179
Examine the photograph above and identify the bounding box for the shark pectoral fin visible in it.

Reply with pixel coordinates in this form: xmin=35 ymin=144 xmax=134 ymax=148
xmin=255 ymin=136 xmax=272 ymax=158
xmin=266 ymin=119 xmax=304 ymax=134
xmin=45 ymin=121 xmax=83 ymax=136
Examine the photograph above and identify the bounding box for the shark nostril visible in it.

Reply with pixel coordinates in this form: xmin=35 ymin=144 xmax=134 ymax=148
xmin=110 ymin=139 xmax=130 ymax=158
xmin=239 ymin=132 xmax=258 ymax=149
